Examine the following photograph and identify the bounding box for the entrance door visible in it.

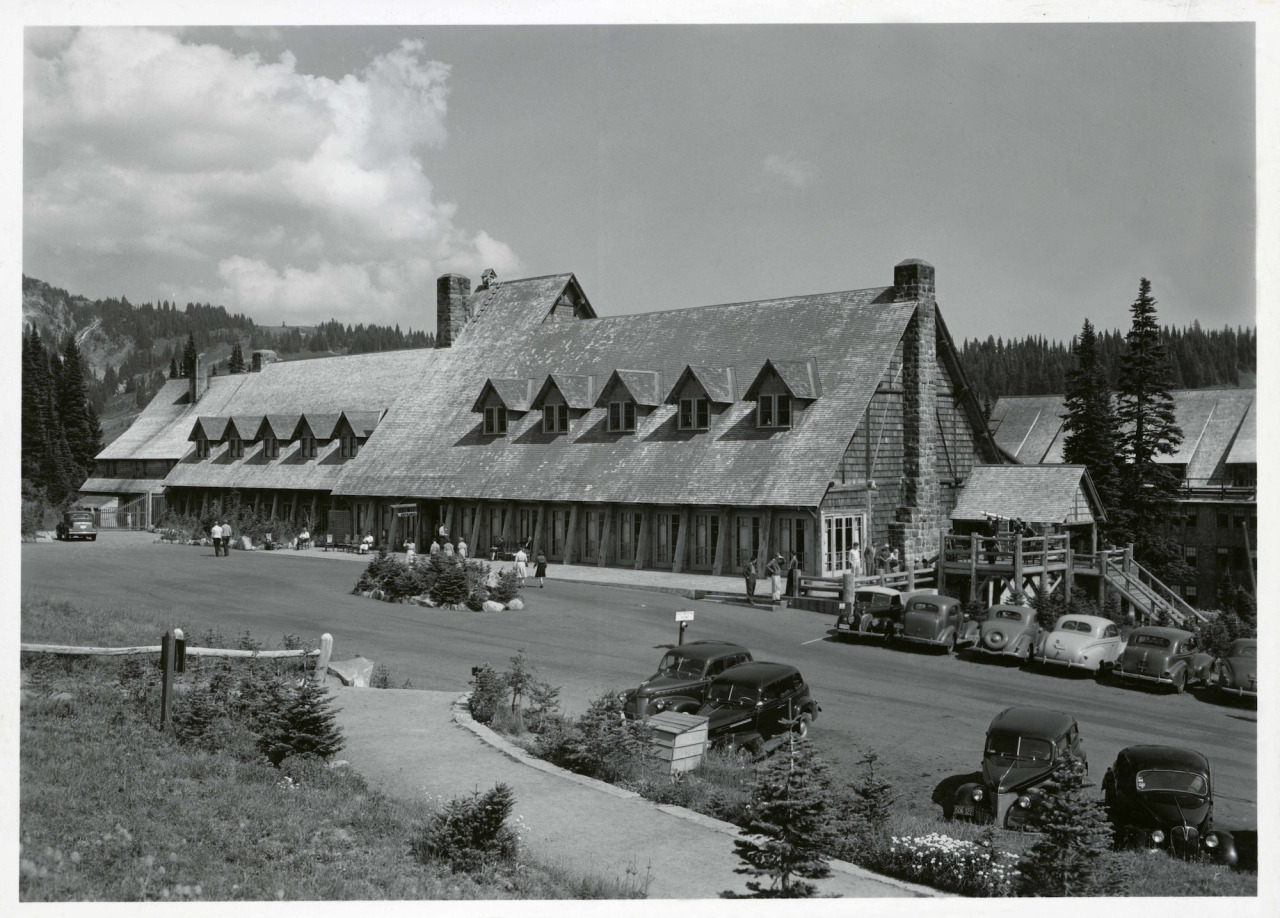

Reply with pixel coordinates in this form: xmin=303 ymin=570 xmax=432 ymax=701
xmin=655 ymin=513 xmax=679 ymax=566
xmin=736 ymin=515 xmax=760 ymax=569
xmin=583 ymin=510 xmax=601 ymax=561
xmin=618 ymin=511 xmax=642 ymax=563
xmin=778 ymin=517 xmax=807 ymax=570
xmin=692 ymin=513 xmax=718 ymax=569
xmin=821 ymin=513 xmax=865 ymax=575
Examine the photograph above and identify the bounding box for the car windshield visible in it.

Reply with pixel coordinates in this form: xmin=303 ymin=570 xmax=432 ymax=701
xmin=985 ymin=732 xmax=1053 ymax=763
xmin=657 ymin=653 xmax=704 ymax=679
xmin=1136 ymin=770 xmax=1208 ymax=796
xmin=854 ymin=592 xmax=892 ymax=611
xmin=1233 ymin=644 xmax=1257 ymax=658
xmin=1132 ymin=635 xmax=1172 ymax=649
xmin=1057 ymin=620 xmax=1092 ymax=633
xmin=995 ymin=609 xmax=1024 ymax=621
xmin=706 ymin=683 xmax=758 ymax=707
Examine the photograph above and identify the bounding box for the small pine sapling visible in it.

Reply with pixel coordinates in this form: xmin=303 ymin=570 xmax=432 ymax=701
xmin=468 ymin=664 xmax=508 ymax=725
xmin=429 ymin=557 xmax=471 ymax=608
xmin=1017 ymin=754 xmax=1114 ymax=896
xmin=257 ymin=677 xmax=346 ymax=767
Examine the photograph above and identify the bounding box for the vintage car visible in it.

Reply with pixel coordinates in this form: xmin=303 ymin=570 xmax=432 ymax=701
xmin=1102 ymin=745 xmax=1237 ymax=865
xmin=898 ymin=594 xmax=969 ymax=652
xmin=621 ymin=641 xmax=753 ymax=718
xmin=833 ymin=586 xmax=905 ymax=640
xmin=1033 ymin=614 xmax=1125 ymax=674
xmin=953 ymin=706 xmax=1086 ymax=828
xmin=1114 ymin=626 xmax=1213 ymax=694
xmin=1212 ymin=638 xmax=1257 ymax=700
xmin=56 ymin=509 xmax=98 ymax=541
xmin=696 ymin=661 xmax=820 ymax=756
xmin=962 ymin=604 xmax=1041 ymax=662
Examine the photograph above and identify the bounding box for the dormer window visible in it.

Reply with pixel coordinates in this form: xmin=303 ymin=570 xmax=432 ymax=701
xmin=300 ymin=436 xmax=317 ymax=459
xmin=341 ymin=435 xmax=361 ymax=457
xmin=196 ymin=437 xmax=210 ymax=459
xmin=679 ymin=397 xmax=710 ymax=430
xmin=609 ymin=401 xmax=637 ymax=433
xmin=543 ymin=404 xmax=570 ymax=433
xmin=758 ymin=394 xmax=791 ymax=429
xmin=484 ymin=406 xmax=508 ymax=436
xmin=227 ymin=438 xmax=244 ymax=459
xmin=263 ymin=436 xmax=279 ymax=459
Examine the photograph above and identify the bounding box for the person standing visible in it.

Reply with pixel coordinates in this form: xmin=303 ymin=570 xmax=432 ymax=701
xmin=888 ymin=548 xmax=901 ymax=572
xmin=210 ymin=520 xmax=222 ymax=557
xmin=429 ymin=539 xmax=441 ymax=556
xmin=743 ymin=558 xmax=758 ymax=605
xmin=222 ymin=521 xmax=233 ymax=555
xmin=513 ymin=546 xmax=529 ymax=585
xmin=863 ymin=542 xmax=876 ymax=576
xmin=457 ymin=538 xmax=468 ymax=559
xmin=847 ymin=542 xmax=862 ymax=578
xmin=534 ymin=550 xmax=548 ymax=588
xmin=766 ymin=553 xmax=784 ymax=602
xmin=786 ymin=550 xmax=801 ymax=596
xmin=443 ymin=541 xmax=455 ymax=556
xmin=876 ymin=544 xmax=890 ymax=574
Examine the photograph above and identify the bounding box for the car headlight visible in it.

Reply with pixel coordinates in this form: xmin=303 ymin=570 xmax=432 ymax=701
xmin=618 ymin=692 xmax=628 ymax=702
xmin=654 ymin=699 xmax=666 ymax=710
xmin=1204 ymin=833 xmax=1220 ymax=849
xmin=1016 ymin=796 xmax=1031 ymax=809
xmin=971 ymin=788 xmax=984 ymax=802
xmin=1150 ymin=829 xmax=1165 ymax=845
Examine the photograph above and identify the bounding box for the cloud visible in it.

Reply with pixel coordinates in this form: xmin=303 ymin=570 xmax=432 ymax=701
xmin=761 ymin=152 xmax=818 ymax=190
xmin=24 ymin=28 xmax=521 ymax=328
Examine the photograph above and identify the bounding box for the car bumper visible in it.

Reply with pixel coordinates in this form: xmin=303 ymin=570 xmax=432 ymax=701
xmin=1115 ymin=670 xmax=1170 ymax=685
xmin=973 ymin=646 xmax=1021 ymax=658
xmin=1038 ymin=656 xmax=1098 ymax=671
xmin=898 ymin=634 xmax=946 ymax=647
xmin=1219 ymin=684 xmax=1257 ymax=697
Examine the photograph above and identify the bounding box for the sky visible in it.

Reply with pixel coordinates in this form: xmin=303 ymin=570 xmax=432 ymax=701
xmin=21 ymin=21 xmax=1257 ymax=344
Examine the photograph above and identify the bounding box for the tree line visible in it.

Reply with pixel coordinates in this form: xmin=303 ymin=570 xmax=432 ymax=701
xmin=22 ymin=328 xmax=103 ymax=507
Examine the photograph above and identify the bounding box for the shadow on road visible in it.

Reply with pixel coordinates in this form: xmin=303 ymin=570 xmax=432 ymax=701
xmin=931 ymin=770 xmax=982 ymax=820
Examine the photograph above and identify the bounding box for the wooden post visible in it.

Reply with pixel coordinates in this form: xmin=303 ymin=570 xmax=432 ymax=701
xmin=531 ymin=502 xmax=546 ymax=558
xmin=468 ymin=501 xmax=483 ymax=558
xmin=315 ymin=633 xmax=333 ymax=683
xmin=756 ymin=509 xmax=773 ymax=571
xmin=443 ymin=502 xmax=455 ymax=542
xmin=1013 ymin=535 xmax=1024 ymax=600
xmin=635 ymin=506 xmax=650 ymax=570
xmin=968 ymin=534 xmax=979 ymax=603
xmin=562 ymin=504 xmax=579 ymax=565
xmin=159 ymin=628 xmax=180 ymax=730
xmin=199 ymin=490 xmax=209 ymax=516
xmin=671 ymin=508 xmax=691 ymax=573
xmin=501 ymin=501 xmax=516 ymax=549
xmin=309 ymin=493 xmax=318 ymax=527
xmin=270 ymin=491 xmax=279 ymax=520
xmin=842 ymin=572 xmax=856 ymax=605
xmin=1064 ymin=549 xmax=1074 ymax=603
xmin=597 ymin=504 xmax=615 ymax=567
xmin=907 ymin=557 xmax=916 ymax=591
xmin=711 ymin=510 xmax=732 ymax=577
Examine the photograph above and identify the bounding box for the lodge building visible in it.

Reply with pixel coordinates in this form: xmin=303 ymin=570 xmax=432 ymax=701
xmin=83 ymin=258 xmax=1006 ymax=577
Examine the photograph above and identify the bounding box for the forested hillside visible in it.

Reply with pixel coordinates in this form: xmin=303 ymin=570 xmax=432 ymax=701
xmin=959 ymin=323 xmax=1255 ymax=408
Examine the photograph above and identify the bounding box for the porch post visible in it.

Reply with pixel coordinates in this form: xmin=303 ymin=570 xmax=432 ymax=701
xmin=968 ymin=534 xmax=978 ymax=603
xmin=531 ymin=502 xmax=546 ymax=558
xmin=562 ymin=504 xmax=579 ymax=565
xmin=1013 ymin=535 xmax=1024 ymax=600
xmin=672 ymin=507 xmax=691 ymax=574
xmin=756 ymin=508 xmax=774 ymax=570
xmin=712 ymin=509 xmax=732 ymax=577
xmin=469 ymin=500 xmax=483 ymax=555
xmin=635 ymin=505 xmax=651 ymax=570
xmin=598 ymin=504 xmax=616 ymax=567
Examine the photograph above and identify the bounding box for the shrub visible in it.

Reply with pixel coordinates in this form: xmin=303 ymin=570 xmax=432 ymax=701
xmin=1195 ymin=610 xmax=1256 ymax=658
xmin=429 ymin=558 xmax=471 ymax=607
xmin=464 ymin=559 xmax=491 ymax=609
xmin=353 ymin=550 xmax=405 ymax=595
xmin=411 ymin=783 xmax=520 ymax=874
xmin=256 ymin=677 xmax=345 ymax=767
xmin=828 ymin=752 xmax=896 ymax=864
xmin=489 ymin=568 xmax=522 ymax=604
xmin=468 ymin=664 xmax=507 ymax=725
xmin=370 ymin=664 xmax=391 ymax=689
xmin=1017 ymin=754 xmax=1114 ymax=896
xmin=170 ymin=685 xmax=225 ymax=750
xmin=535 ymin=692 xmax=651 ymax=784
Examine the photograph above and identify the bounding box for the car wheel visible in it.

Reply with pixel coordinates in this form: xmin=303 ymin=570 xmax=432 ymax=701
xmin=90 ymin=535 xmax=97 ymax=541
xmin=793 ymin=712 xmax=813 ymax=738
xmin=1172 ymin=670 xmax=1187 ymax=695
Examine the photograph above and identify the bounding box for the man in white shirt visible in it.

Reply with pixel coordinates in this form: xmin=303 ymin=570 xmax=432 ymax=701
xmin=513 ymin=547 xmax=528 ymax=584
xmin=210 ymin=521 xmax=223 ymax=556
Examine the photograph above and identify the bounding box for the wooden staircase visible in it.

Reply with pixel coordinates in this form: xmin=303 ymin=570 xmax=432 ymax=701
xmin=1099 ymin=551 xmax=1208 ymax=626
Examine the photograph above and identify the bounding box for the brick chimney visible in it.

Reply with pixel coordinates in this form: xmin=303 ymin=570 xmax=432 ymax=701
xmin=436 ymin=274 xmax=471 ymax=348
xmin=889 ymin=259 xmax=941 ymax=562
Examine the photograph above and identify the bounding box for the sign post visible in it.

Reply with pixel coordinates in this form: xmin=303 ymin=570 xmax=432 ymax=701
xmin=675 ymin=610 xmax=694 ymax=645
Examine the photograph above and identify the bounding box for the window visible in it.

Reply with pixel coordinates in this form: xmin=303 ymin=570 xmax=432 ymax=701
xmin=608 ymin=400 xmax=636 ymax=433
xmin=1181 ymin=508 xmax=1197 ymax=527
xmin=1183 ymin=584 xmax=1198 ymax=604
xmin=1217 ymin=511 xmax=1229 ymax=529
xmin=263 ymin=437 xmax=279 ymax=459
xmin=543 ymin=404 xmax=569 ymax=433
xmin=227 ymin=438 xmax=244 ymax=459
xmin=196 ymin=437 xmax=210 ymax=459
xmin=484 ymin=406 xmax=508 ymax=436
xmin=300 ymin=436 xmax=317 ymax=459
xmin=1183 ymin=545 xmax=1198 ymax=566
xmin=1217 ymin=547 xmax=1231 ymax=570
xmin=757 ymin=394 xmax=792 ymax=429
xmin=340 ymin=435 xmax=360 ymax=458
xmin=679 ymin=397 xmax=710 ymax=430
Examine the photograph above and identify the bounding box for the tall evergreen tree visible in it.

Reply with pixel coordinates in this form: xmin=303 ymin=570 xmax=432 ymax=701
xmin=1115 ymin=279 xmax=1186 ymax=578
xmin=56 ymin=335 xmax=101 ymax=479
xmin=228 ymin=342 xmax=247 ymax=374
xmin=181 ymin=332 xmax=198 ymax=379
xmin=21 ymin=328 xmax=77 ymax=503
xmin=1061 ymin=320 xmax=1125 ymax=536
xmin=169 ymin=358 xmax=179 ymax=379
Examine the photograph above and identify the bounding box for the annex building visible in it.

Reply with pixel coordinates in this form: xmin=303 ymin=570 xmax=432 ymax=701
xmin=989 ymin=388 xmax=1257 ymax=606
xmin=84 ymin=258 xmax=1006 ymax=578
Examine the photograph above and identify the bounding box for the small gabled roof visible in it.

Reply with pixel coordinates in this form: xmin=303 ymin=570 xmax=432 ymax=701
xmin=595 ymin=369 xmax=664 ymax=408
xmin=189 ymin=416 xmax=230 ymax=442
xmin=225 ymin=416 xmax=264 ymax=441
xmin=665 ymin=366 xmax=736 ymax=405
xmin=295 ymin=413 xmax=342 ymax=440
xmin=1224 ymin=398 xmax=1256 ymax=465
xmin=952 ymin=464 xmax=1105 ymax=525
xmin=531 ymin=374 xmax=596 ymax=410
xmin=472 ymin=378 xmax=534 ymax=413
xmin=257 ymin=415 xmax=302 ymax=441
xmin=742 ymin=358 xmax=822 ymax=400
xmin=341 ymin=410 xmax=384 ymax=438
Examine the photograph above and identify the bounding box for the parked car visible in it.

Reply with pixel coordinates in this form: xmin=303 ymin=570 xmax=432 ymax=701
xmin=898 ymin=594 xmax=968 ymax=652
xmin=833 ymin=586 xmax=905 ymax=640
xmin=953 ymin=706 xmax=1086 ymax=828
xmin=962 ymin=604 xmax=1040 ymax=662
xmin=1114 ymin=627 xmax=1213 ymax=694
xmin=1212 ymin=638 xmax=1257 ymax=701
xmin=1033 ymin=614 xmax=1125 ymax=674
xmin=56 ymin=509 xmax=98 ymax=541
xmin=697 ymin=661 xmax=820 ymax=756
xmin=1103 ymin=745 xmax=1237 ymax=865
xmin=621 ymin=641 xmax=753 ymax=718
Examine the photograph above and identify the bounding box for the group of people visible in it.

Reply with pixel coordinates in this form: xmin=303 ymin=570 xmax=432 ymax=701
xmin=208 ymin=520 xmax=234 ymax=557
xmin=742 ymin=551 xmax=801 ymax=604
xmin=845 ymin=543 xmax=901 ymax=577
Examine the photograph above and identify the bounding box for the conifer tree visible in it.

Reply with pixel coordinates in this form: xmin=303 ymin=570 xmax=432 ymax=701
xmin=429 ymin=556 xmax=472 ymax=607
xmin=56 ymin=335 xmax=101 ymax=479
xmin=22 ymin=328 xmax=77 ymax=504
xmin=1061 ymin=320 xmax=1125 ymax=535
xmin=258 ymin=677 xmax=345 ymax=766
xmin=228 ymin=342 xmax=247 ymax=374
xmin=169 ymin=358 xmax=179 ymax=379
xmin=181 ymin=332 xmax=198 ymax=379
xmin=1018 ymin=755 xmax=1114 ymax=896
xmin=725 ymin=737 xmax=836 ymax=898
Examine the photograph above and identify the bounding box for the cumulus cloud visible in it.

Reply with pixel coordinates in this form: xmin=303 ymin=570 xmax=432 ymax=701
xmin=24 ymin=28 xmax=521 ymax=327
xmin=761 ymin=152 xmax=818 ymax=190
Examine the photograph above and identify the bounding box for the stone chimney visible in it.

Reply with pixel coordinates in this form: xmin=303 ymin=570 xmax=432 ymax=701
xmin=436 ymin=274 xmax=471 ymax=348
xmin=188 ymin=355 xmax=206 ymax=404
xmin=889 ymin=259 xmax=941 ymax=562
xmin=251 ymin=351 xmax=263 ymax=372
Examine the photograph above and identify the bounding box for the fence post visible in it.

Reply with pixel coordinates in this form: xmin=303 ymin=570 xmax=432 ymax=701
xmin=315 ymin=633 xmax=334 ymax=683
xmin=968 ymin=536 xmax=978 ymax=603
xmin=907 ymin=558 xmax=916 ymax=591
xmin=159 ymin=628 xmax=179 ymax=730
xmin=842 ymin=572 xmax=855 ymax=606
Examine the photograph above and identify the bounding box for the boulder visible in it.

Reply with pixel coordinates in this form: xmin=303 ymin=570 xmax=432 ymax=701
xmin=506 ymin=598 xmax=525 ymax=611
xmin=412 ymin=596 xmax=436 ymax=607
xmin=328 ymin=656 xmax=374 ymax=688
xmin=482 ymin=600 xmax=505 ymax=613
xmin=240 ymin=535 xmax=254 ymax=551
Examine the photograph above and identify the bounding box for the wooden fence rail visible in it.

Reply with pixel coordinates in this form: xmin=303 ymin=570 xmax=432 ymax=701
xmin=21 ymin=643 xmax=320 ymax=659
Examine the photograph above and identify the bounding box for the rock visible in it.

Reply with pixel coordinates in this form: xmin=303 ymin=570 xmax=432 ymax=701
xmin=412 ymin=596 xmax=436 ymax=607
xmin=241 ymin=535 xmax=254 ymax=551
xmin=482 ymin=600 xmax=505 ymax=613
xmin=506 ymin=598 xmax=525 ymax=611
xmin=328 ymin=656 xmax=374 ymax=688
xmin=371 ymin=589 xmax=386 ymax=601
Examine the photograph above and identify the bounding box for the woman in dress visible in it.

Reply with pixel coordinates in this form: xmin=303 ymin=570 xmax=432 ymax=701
xmin=534 ymin=551 xmax=548 ymax=587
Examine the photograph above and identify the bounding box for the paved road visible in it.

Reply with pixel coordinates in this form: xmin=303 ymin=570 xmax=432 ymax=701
xmin=22 ymin=534 xmax=1257 ymax=832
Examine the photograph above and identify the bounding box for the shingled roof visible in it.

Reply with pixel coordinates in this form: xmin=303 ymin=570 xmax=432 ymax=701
xmin=258 ymin=415 xmax=302 ymax=441
xmin=472 ymin=378 xmax=534 ymax=413
xmin=742 ymin=359 xmax=822 ymax=400
xmin=665 ymin=366 xmax=736 ymax=405
xmin=532 ymin=374 xmax=596 ymax=410
xmin=190 ymin=416 xmax=231 ymax=442
xmin=597 ymin=369 xmax=665 ymax=407
xmin=951 ymin=465 xmax=1104 ymax=525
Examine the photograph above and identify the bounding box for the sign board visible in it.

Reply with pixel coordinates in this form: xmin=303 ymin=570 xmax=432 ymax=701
xmin=675 ymin=610 xmax=695 ymax=623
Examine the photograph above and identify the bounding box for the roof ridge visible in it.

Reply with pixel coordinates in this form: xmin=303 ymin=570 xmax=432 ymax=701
xmin=577 ymin=285 xmax=895 ymax=322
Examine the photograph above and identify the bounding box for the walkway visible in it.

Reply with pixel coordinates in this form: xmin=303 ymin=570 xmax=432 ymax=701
xmin=330 ymin=685 xmax=933 ymax=899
